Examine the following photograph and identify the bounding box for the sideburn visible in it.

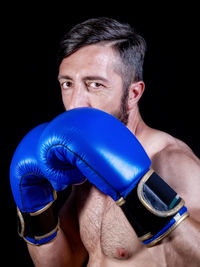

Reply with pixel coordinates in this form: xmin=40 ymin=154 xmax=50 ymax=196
xmin=113 ymin=85 xmax=129 ymax=126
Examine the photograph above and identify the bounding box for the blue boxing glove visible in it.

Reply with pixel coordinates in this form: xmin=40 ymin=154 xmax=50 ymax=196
xmin=38 ymin=108 xmax=189 ymax=246
xmin=10 ymin=123 xmax=85 ymax=245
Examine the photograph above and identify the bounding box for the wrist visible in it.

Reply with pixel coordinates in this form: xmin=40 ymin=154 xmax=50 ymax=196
xmin=142 ymin=206 xmax=189 ymax=247
xmin=17 ymin=191 xmax=59 ymax=246
xmin=116 ymin=169 xmax=189 ymax=246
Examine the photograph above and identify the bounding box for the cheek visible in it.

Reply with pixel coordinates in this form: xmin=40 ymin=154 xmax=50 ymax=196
xmin=60 ymin=86 xmax=123 ymax=114
xmin=61 ymin=91 xmax=70 ymax=109
xmin=91 ymin=90 xmax=123 ymax=114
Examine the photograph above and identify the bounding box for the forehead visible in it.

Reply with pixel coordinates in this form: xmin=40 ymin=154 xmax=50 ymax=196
xmin=59 ymin=44 xmax=120 ymax=75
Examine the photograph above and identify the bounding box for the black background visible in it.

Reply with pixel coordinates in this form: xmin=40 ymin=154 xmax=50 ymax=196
xmin=2 ymin=2 xmax=199 ymax=266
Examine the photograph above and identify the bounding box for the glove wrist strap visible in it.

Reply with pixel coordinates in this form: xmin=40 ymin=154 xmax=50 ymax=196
xmin=17 ymin=200 xmax=59 ymax=246
xmin=143 ymin=206 xmax=189 ymax=247
xmin=117 ymin=169 xmax=189 ymax=246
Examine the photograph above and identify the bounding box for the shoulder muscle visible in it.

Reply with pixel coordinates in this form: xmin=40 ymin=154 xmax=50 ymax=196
xmin=151 ymin=139 xmax=200 ymax=221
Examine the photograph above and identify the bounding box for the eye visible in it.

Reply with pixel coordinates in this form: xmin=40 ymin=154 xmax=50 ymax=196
xmin=88 ymin=82 xmax=104 ymax=90
xmin=61 ymin=81 xmax=72 ymax=90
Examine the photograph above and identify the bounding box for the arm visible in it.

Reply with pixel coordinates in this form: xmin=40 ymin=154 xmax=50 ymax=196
xmin=10 ymin=122 xmax=87 ymax=267
xmin=28 ymin=188 xmax=88 ymax=267
xmin=37 ymin=108 xmax=190 ymax=246
xmin=28 ymin=228 xmax=73 ymax=267
xmin=152 ymin=144 xmax=200 ymax=265
xmin=163 ymin=218 xmax=200 ymax=266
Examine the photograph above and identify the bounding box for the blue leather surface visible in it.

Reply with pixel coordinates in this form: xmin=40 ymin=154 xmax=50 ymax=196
xmin=10 ymin=123 xmax=55 ymax=213
xmin=39 ymin=108 xmax=151 ymax=200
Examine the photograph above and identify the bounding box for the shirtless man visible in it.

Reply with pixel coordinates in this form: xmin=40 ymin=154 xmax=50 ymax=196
xmin=11 ymin=17 xmax=200 ymax=266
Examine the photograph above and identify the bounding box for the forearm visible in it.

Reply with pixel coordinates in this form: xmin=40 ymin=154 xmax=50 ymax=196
xmin=28 ymin=228 xmax=73 ymax=267
xmin=163 ymin=217 xmax=200 ymax=266
xmin=28 ymin=194 xmax=88 ymax=267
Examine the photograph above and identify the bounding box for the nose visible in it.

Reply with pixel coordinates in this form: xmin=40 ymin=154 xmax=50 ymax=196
xmin=68 ymin=85 xmax=90 ymax=110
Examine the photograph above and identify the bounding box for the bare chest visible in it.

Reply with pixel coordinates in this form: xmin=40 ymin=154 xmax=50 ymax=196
xmin=76 ymin=182 xmax=142 ymax=260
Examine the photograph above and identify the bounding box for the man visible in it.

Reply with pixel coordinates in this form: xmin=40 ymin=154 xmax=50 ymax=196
xmin=18 ymin=18 xmax=200 ymax=266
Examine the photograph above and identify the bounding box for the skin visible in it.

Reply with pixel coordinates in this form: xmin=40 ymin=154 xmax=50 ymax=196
xmin=58 ymin=44 xmax=125 ymax=116
xmin=28 ymin=44 xmax=200 ymax=266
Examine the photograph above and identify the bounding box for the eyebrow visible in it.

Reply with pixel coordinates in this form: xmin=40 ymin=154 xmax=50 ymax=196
xmin=84 ymin=76 xmax=108 ymax=83
xmin=58 ymin=75 xmax=109 ymax=83
xmin=58 ymin=75 xmax=72 ymax=81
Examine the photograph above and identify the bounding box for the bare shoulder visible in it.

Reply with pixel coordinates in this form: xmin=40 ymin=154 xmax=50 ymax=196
xmin=139 ymin=123 xmax=197 ymax=160
xmin=146 ymin=127 xmax=200 ymax=221
xmin=149 ymin=128 xmax=200 ymax=167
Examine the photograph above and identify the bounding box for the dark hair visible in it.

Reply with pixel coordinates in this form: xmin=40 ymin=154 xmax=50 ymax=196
xmin=58 ymin=17 xmax=146 ymax=87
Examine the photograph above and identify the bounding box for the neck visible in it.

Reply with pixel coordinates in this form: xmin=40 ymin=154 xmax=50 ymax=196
xmin=126 ymin=106 xmax=146 ymax=138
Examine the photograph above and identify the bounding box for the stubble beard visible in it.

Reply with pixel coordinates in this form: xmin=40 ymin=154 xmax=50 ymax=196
xmin=111 ymin=88 xmax=129 ymax=126
xmin=63 ymin=87 xmax=130 ymax=126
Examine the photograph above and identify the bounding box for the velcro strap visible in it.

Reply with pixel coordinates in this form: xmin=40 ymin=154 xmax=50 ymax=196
xmin=17 ymin=201 xmax=58 ymax=242
xmin=137 ymin=169 xmax=184 ymax=217
xmin=143 ymin=206 xmax=189 ymax=247
xmin=119 ymin=169 xmax=186 ymax=240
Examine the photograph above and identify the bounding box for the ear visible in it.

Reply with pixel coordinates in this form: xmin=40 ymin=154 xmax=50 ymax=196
xmin=127 ymin=81 xmax=145 ymax=110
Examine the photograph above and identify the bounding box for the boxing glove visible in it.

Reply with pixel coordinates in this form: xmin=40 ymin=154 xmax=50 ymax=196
xmin=38 ymin=107 xmax=189 ymax=246
xmin=10 ymin=123 xmax=59 ymax=245
xmin=10 ymin=122 xmax=86 ymax=245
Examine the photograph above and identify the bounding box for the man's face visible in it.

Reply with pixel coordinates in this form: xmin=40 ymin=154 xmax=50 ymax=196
xmin=58 ymin=44 xmax=128 ymax=122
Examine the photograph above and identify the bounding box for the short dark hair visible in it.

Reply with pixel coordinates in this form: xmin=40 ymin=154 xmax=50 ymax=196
xmin=58 ymin=17 xmax=146 ymax=86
